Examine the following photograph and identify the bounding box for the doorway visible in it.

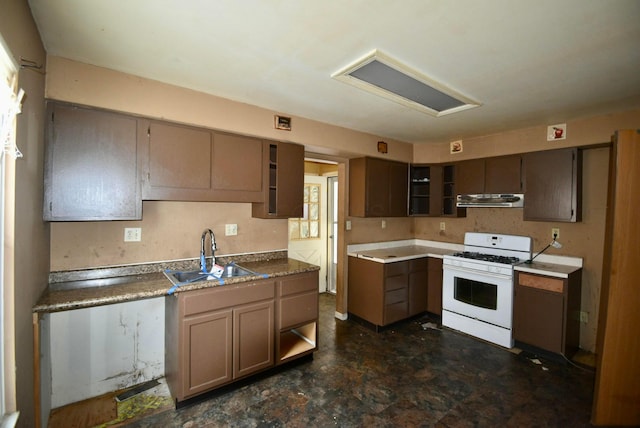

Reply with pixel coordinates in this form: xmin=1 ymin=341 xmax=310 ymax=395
xmin=287 ymin=159 xmax=339 ymax=294
xmin=287 ymin=175 xmax=328 ymax=292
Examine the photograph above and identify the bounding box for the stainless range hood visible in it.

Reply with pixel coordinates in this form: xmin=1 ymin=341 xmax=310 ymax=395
xmin=456 ymin=194 xmax=524 ymax=208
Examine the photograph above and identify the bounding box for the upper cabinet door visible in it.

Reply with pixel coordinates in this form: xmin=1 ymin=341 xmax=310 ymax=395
xmin=273 ymin=141 xmax=304 ymax=218
xmin=44 ymin=103 xmax=141 ymax=221
xmin=388 ymin=160 xmax=409 ymax=217
xmin=456 ymin=159 xmax=485 ymax=195
xmin=456 ymin=156 xmax=521 ymax=195
xmin=349 ymin=157 xmax=408 ymax=217
xmin=141 ymin=121 xmax=264 ymax=202
xmin=365 ymin=157 xmax=391 ymax=217
xmin=523 ymin=148 xmax=581 ymax=222
xmin=211 ymin=132 xmax=264 ymax=202
xmin=485 ymin=155 xmax=522 ymax=194
xmin=143 ymin=121 xmax=214 ymax=200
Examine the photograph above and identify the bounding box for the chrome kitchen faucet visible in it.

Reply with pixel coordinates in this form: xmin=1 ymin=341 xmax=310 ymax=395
xmin=200 ymin=228 xmax=217 ymax=273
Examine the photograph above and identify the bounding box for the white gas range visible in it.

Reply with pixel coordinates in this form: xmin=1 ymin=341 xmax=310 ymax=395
xmin=442 ymin=233 xmax=532 ymax=348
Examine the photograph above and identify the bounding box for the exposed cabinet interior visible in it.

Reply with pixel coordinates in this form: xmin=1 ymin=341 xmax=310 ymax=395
xmin=523 ymin=148 xmax=582 ymax=222
xmin=442 ymin=164 xmax=465 ymax=217
xmin=349 ymin=156 xmax=408 ymax=217
xmin=409 ymin=164 xmax=443 ymax=216
xmin=279 ymin=322 xmax=317 ymax=361
xmin=513 ymin=270 xmax=581 ymax=357
xmin=44 ymin=102 xmax=141 ymax=221
xmin=252 ymin=141 xmax=305 ymax=218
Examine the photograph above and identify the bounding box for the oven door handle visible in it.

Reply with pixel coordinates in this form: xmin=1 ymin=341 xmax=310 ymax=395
xmin=443 ymin=265 xmax=512 ymax=281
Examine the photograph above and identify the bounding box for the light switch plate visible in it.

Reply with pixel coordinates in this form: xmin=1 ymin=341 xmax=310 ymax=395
xmin=124 ymin=227 xmax=141 ymax=242
xmin=225 ymin=224 xmax=238 ymax=236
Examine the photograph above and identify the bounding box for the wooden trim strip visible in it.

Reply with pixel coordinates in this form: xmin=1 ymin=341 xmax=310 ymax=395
xmin=518 ymin=273 xmax=564 ymax=293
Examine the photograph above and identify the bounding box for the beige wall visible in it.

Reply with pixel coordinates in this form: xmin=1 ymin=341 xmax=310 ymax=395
xmin=0 ymin=1 xmax=49 ymax=426
xmin=413 ymin=108 xmax=640 ymax=162
xmin=51 ymin=202 xmax=287 ymax=270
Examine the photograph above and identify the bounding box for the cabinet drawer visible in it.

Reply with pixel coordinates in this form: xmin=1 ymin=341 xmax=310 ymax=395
xmin=278 ymin=291 xmax=318 ymax=330
xmin=385 ymin=274 xmax=407 ymax=291
xmin=183 ymin=281 xmax=275 ymax=316
xmin=385 ymin=301 xmax=408 ymax=324
xmin=385 ymin=261 xmax=408 ymax=277
xmin=385 ymin=287 xmax=407 ymax=305
xmin=278 ymin=272 xmax=317 ymax=297
xmin=518 ymin=273 xmax=564 ymax=293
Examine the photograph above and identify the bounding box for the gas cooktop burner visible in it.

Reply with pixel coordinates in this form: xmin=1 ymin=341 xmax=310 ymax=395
xmin=451 ymin=251 xmax=521 ymax=265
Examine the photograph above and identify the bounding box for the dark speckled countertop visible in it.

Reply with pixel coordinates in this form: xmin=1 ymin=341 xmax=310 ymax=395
xmin=34 ymin=251 xmax=319 ymax=313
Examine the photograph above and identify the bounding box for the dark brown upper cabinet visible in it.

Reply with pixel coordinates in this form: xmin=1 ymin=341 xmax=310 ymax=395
xmin=349 ymin=157 xmax=408 ymax=217
xmin=523 ymin=148 xmax=582 ymax=222
xmin=43 ymin=102 xmax=142 ymax=221
xmin=456 ymin=155 xmax=522 ymax=195
xmin=252 ymin=141 xmax=304 ymax=219
xmin=140 ymin=120 xmax=264 ymax=202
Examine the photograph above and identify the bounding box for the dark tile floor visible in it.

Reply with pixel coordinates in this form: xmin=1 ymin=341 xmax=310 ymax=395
xmin=126 ymin=293 xmax=595 ymax=427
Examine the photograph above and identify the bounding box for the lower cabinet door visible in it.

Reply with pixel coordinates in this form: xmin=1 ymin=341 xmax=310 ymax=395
xmin=408 ymin=259 xmax=428 ymax=316
xmin=182 ymin=309 xmax=233 ymax=397
xmin=514 ymin=285 xmax=564 ymax=353
xmin=427 ymin=258 xmax=443 ymax=315
xmin=233 ymin=300 xmax=275 ymax=379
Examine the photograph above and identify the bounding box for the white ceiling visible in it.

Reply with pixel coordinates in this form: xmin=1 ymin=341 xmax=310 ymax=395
xmin=28 ymin=0 xmax=640 ymax=144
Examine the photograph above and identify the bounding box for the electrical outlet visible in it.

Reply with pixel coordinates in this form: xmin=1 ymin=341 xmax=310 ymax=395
xmin=124 ymin=227 xmax=141 ymax=242
xmin=440 ymin=222 xmax=446 ymax=231
xmin=579 ymin=311 xmax=588 ymax=323
xmin=225 ymin=224 xmax=238 ymax=236
xmin=381 ymin=220 xmax=386 ymax=229
xmin=552 ymin=228 xmax=560 ymax=240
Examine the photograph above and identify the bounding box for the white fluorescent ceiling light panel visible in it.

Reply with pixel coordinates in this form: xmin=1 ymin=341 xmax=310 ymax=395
xmin=333 ymin=50 xmax=480 ymax=117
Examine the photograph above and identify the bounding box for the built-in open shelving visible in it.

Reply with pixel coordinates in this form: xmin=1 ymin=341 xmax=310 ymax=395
xmin=278 ymin=322 xmax=317 ymax=362
xmin=409 ymin=165 xmax=431 ymax=215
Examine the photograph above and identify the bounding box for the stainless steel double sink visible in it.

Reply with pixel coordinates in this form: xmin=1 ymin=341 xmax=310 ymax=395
xmin=164 ymin=263 xmax=257 ymax=287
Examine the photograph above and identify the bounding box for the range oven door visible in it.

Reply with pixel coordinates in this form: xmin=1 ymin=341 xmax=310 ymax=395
xmin=442 ymin=264 xmax=514 ymax=329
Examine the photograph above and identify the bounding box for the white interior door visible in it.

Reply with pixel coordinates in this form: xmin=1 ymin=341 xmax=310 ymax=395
xmin=288 ymin=175 xmax=327 ymax=292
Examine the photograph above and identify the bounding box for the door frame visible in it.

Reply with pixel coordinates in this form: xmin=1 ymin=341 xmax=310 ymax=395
xmin=304 ymin=153 xmax=348 ymax=319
